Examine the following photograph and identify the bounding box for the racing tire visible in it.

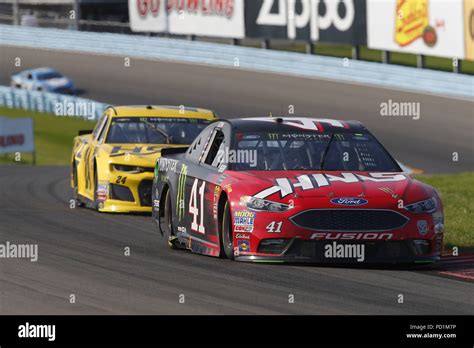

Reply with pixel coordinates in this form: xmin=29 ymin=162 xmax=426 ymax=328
xmin=163 ymin=189 xmax=177 ymax=249
xmin=93 ymin=165 xmax=99 ymax=211
xmin=151 ymin=181 xmax=160 ymax=228
xmin=220 ymin=200 xmax=234 ymax=260
xmin=72 ymin=164 xmax=84 ymax=207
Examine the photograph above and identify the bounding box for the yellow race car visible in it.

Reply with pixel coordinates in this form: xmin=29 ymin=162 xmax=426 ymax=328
xmin=71 ymin=105 xmax=217 ymax=213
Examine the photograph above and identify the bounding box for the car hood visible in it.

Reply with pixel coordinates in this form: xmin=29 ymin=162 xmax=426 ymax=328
xmin=45 ymin=77 xmax=71 ymax=87
xmin=100 ymin=143 xmax=187 ymax=167
xmin=228 ymin=170 xmax=431 ymax=201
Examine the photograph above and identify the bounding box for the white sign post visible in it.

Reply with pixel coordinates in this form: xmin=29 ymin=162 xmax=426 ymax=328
xmin=0 ymin=117 xmax=36 ymax=164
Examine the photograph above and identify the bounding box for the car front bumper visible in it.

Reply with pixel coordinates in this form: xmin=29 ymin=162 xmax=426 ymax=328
xmin=234 ymin=238 xmax=441 ymax=264
xmin=98 ymin=171 xmax=154 ymax=213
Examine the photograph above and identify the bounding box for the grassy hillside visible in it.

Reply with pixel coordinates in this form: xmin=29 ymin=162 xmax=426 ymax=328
xmin=0 ymin=107 xmax=94 ymax=165
xmin=268 ymin=42 xmax=474 ymax=75
xmin=415 ymin=173 xmax=474 ymax=253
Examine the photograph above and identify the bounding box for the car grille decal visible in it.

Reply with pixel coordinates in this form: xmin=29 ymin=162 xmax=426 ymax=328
xmin=290 ymin=209 xmax=409 ymax=232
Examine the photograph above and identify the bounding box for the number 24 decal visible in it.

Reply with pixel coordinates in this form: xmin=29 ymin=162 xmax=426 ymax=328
xmin=116 ymin=176 xmax=127 ymax=184
xmin=189 ymin=178 xmax=206 ymax=234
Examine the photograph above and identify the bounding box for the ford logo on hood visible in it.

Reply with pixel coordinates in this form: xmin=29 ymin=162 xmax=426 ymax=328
xmin=330 ymin=197 xmax=368 ymax=206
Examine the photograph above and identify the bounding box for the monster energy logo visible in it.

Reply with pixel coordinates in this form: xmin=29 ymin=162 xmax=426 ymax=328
xmin=268 ymin=133 xmax=279 ymax=140
xmin=176 ymin=164 xmax=187 ymax=221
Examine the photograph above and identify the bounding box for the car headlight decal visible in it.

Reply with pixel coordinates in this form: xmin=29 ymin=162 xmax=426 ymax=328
xmin=404 ymin=197 xmax=436 ymax=213
xmin=241 ymin=196 xmax=292 ymax=212
xmin=112 ymin=164 xmax=153 ymax=173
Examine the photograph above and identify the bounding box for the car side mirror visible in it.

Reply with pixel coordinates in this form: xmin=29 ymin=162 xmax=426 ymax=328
xmin=78 ymin=130 xmax=93 ymax=136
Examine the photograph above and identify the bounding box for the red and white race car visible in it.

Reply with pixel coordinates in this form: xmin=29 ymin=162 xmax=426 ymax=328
xmin=152 ymin=117 xmax=444 ymax=263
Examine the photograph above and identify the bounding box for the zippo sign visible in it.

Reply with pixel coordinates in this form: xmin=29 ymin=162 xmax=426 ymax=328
xmin=0 ymin=117 xmax=35 ymax=154
xmin=367 ymin=0 xmax=465 ymax=59
xmin=244 ymin=0 xmax=367 ymax=44
xmin=129 ymin=0 xmax=245 ymax=38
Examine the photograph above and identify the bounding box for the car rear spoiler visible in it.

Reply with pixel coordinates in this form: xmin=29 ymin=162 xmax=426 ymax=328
xmin=78 ymin=129 xmax=93 ymax=136
xmin=161 ymin=147 xmax=189 ymax=157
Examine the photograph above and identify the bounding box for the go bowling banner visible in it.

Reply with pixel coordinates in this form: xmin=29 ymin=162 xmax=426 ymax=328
xmin=129 ymin=0 xmax=246 ymax=38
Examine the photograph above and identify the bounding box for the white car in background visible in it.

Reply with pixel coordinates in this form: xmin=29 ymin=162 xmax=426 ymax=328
xmin=11 ymin=67 xmax=75 ymax=94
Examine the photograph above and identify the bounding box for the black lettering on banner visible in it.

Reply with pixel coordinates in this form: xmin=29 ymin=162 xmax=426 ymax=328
xmin=244 ymin=0 xmax=367 ymax=44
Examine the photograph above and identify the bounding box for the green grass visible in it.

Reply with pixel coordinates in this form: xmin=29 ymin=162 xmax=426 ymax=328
xmin=0 ymin=107 xmax=94 ymax=165
xmin=267 ymin=41 xmax=474 ymax=75
xmin=416 ymin=173 xmax=474 ymax=253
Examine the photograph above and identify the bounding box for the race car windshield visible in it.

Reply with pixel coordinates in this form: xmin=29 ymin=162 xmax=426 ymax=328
xmin=106 ymin=117 xmax=210 ymax=144
xmin=233 ymin=132 xmax=400 ymax=171
xmin=36 ymin=72 xmax=63 ymax=80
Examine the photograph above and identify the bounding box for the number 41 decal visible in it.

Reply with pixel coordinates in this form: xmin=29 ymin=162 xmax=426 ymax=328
xmin=266 ymin=221 xmax=282 ymax=233
xmin=189 ymin=178 xmax=206 ymax=234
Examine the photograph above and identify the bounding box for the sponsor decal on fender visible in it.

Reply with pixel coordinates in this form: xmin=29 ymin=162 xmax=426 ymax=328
xmin=213 ymin=185 xmax=220 ymax=220
xmin=233 ymin=211 xmax=255 ymax=233
xmin=235 ymin=233 xmax=250 ymax=240
xmin=159 ymin=157 xmax=178 ymax=173
xmin=97 ymin=181 xmax=109 ymax=202
xmin=237 ymin=240 xmax=250 ymax=252
xmin=417 ymin=220 xmax=428 ymax=235
xmin=176 ymin=164 xmax=187 ymax=221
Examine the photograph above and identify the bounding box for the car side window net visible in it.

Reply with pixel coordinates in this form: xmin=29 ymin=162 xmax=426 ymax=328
xmin=204 ymin=130 xmax=225 ymax=167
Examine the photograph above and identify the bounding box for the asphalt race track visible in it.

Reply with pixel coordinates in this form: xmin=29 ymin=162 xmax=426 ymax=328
xmin=0 ymin=46 xmax=473 ymax=314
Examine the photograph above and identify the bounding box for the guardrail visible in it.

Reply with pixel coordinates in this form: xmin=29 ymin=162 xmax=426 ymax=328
xmin=1 ymin=24 xmax=473 ymax=99
xmin=0 ymin=86 xmax=107 ymax=120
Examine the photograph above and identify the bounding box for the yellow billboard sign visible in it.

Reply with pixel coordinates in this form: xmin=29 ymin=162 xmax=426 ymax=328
xmin=395 ymin=0 xmax=430 ymax=47
xmin=465 ymin=0 xmax=474 ymax=60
